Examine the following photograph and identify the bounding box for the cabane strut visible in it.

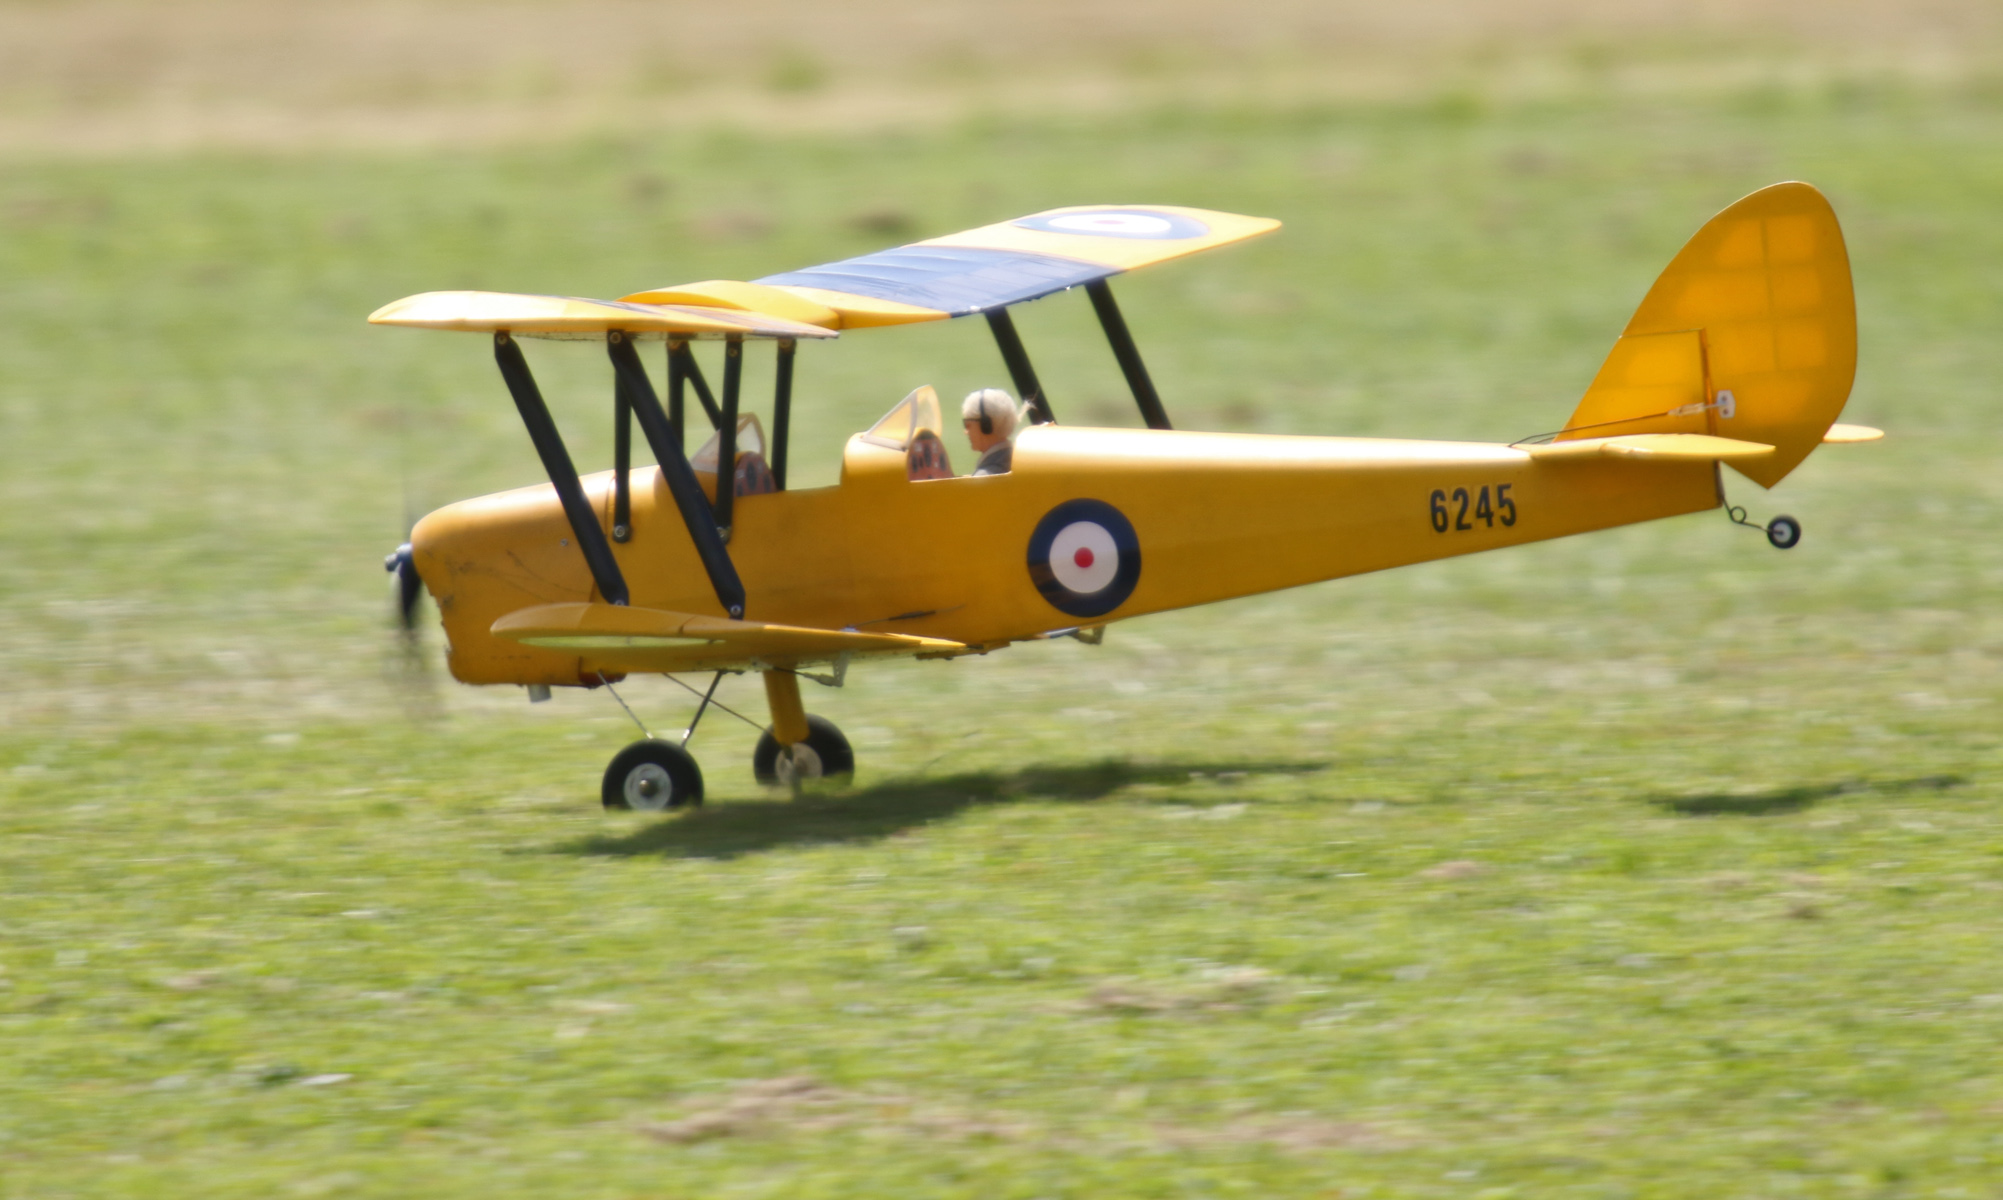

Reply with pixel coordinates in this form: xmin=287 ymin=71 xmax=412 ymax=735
xmin=607 ymin=332 xmax=747 ymax=618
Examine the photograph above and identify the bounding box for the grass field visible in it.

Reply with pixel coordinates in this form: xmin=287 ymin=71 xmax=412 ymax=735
xmin=2 ymin=6 xmax=2002 ymax=1195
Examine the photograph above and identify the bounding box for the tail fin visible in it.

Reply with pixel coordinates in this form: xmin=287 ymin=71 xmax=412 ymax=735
xmin=1559 ymin=182 xmax=1857 ymax=488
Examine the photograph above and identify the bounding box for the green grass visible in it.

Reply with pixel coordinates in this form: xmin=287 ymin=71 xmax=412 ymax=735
xmin=2 ymin=77 xmax=2001 ymax=1197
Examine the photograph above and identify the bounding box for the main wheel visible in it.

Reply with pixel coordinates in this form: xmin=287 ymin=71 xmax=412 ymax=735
xmin=1766 ymin=515 xmax=1802 ymax=550
xmin=752 ymin=715 xmax=855 ymax=787
xmin=602 ymin=740 xmax=704 ymax=811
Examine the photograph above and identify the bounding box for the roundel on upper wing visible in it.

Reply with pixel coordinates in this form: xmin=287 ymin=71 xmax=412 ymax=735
xmin=1013 ymin=209 xmax=1210 ymax=240
xmin=1027 ymin=499 xmax=1142 ymax=618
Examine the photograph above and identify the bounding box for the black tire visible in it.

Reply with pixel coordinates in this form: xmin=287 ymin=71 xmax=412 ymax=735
xmin=752 ymin=715 xmax=855 ymax=787
xmin=1766 ymin=515 xmax=1802 ymax=550
xmin=602 ymin=740 xmax=704 ymax=812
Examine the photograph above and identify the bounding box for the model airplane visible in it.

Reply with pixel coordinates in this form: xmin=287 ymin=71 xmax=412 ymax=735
xmin=371 ymin=182 xmax=1880 ymax=811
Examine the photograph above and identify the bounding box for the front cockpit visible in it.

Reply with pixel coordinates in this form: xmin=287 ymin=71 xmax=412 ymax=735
xmin=856 ymin=386 xmax=959 ymax=482
xmin=690 ymin=413 xmax=777 ymax=499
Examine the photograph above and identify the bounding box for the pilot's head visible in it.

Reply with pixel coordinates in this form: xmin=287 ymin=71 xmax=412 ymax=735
xmin=961 ymin=388 xmax=1018 ymax=451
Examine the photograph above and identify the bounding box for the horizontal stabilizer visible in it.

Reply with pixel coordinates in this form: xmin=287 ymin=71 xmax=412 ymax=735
xmin=368 ymin=291 xmax=838 ymax=341
xmin=1526 ymin=433 xmax=1777 ymax=463
xmin=1823 ymin=423 xmax=1884 ymax=443
xmin=490 ymin=602 xmax=966 ymax=667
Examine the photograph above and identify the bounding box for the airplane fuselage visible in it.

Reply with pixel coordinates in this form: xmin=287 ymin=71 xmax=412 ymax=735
xmin=412 ymin=424 xmax=1721 ymax=686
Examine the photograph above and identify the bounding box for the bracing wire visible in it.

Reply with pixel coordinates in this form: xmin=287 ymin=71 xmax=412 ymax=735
xmin=662 ymin=672 xmax=766 ymax=733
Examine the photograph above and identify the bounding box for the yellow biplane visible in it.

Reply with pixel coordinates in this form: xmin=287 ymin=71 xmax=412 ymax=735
xmin=372 ymin=182 xmax=1880 ymax=811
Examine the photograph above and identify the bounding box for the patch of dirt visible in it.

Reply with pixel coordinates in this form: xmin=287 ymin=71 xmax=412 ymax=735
xmin=1085 ymin=979 xmax=1183 ymax=1014
xmin=640 ymin=1075 xmax=1407 ymax=1155
xmin=641 ymin=1076 xmax=843 ymax=1143
xmin=639 ymin=1076 xmax=1033 ymax=1145
xmin=1082 ymin=966 xmax=1283 ymax=1015
xmin=1158 ymin=1114 xmax=1415 ymax=1153
xmin=1780 ymin=892 xmax=1830 ymax=920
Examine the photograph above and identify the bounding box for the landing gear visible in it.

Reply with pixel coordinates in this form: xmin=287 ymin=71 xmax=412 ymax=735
xmin=753 ymin=715 xmax=855 ymax=787
xmin=1726 ymin=503 xmax=1804 ymax=550
xmin=596 ymin=668 xmax=852 ymax=808
xmin=602 ymin=740 xmax=704 ymax=811
xmin=752 ymin=669 xmax=853 ymax=788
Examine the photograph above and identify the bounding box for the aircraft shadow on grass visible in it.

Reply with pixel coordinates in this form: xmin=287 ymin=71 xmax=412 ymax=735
xmin=554 ymin=759 xmax=1332 ymax=861
xmin=547 ymin=767 xmax=1970 ymax=860
xmin=1653 ymin=774 xmax=1965 ymax=817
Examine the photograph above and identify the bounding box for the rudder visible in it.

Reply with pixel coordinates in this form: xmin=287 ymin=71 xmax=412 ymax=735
xmin=1559 ymin=183 xmax=1857 ymax=488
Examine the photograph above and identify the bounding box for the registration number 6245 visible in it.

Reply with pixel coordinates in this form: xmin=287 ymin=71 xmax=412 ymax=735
xmin=1429 ymin=484 xmax=1517 ymax=533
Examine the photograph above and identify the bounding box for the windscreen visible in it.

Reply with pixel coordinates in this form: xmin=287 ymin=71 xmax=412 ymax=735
xmin=858 ymin=385 xmax=943 ymax=451
xmin=689 ymin=414 xmax=767 ymax=473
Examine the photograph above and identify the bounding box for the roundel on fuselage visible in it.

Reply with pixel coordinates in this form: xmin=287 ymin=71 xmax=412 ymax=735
xmin=1027 ymin=499 xmax=1141 ymax=618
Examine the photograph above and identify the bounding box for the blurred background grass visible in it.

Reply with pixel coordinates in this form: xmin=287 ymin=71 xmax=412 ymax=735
xmin=0 ymin=0 xmax=1998 ymax=155
xmin=1 ymin=2 xmax=2000 ymax=1196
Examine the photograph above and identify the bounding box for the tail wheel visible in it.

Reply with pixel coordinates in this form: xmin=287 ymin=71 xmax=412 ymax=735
xmin=602 ymin=740 xmax=704 ymax=812
xmin=752 ymin=715 xmax=854 ymax=787
xmin=1766 ymin=515 xmax=1802 ymax=550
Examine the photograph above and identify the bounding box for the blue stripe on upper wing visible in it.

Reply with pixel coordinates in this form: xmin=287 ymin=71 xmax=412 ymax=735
xmin=757 ymin=246 xmax=1111 ymax=315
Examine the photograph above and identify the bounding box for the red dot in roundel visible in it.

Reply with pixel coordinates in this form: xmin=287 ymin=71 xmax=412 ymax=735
xmin=1046 ymin=518 xmax=1122 ymax=597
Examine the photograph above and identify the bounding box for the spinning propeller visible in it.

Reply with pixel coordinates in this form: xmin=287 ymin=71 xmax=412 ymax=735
xmin=380 ymin=386 xmax=443 ymax=707
xmin=385 ymin=541 xmax=423 ymax=632
xmin=383 ymin=532 xmax=439 ymax=709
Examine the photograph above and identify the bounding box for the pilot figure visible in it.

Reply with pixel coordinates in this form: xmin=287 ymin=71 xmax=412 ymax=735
xmin=962 ymin=388 xmax=1019 ymax=476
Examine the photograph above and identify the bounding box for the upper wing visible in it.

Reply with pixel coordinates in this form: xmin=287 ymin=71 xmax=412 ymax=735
xmin=623 ymin=204 xmax=1281 ymax=330
xmin=490 ymin=602 xmax=967 ymax=672
xmin=368 ymin=290 xmax=839 ymax=341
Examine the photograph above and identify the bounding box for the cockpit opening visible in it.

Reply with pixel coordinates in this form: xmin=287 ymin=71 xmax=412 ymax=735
xmin=861 ymin=386 xmax=956 ymax=481
xmin=691 ymin=414 xmax=777 ymax=499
